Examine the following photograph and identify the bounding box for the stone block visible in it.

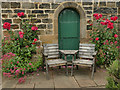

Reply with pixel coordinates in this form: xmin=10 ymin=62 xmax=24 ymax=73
xmin=26 ymin=10 xmax=31 ymax=14
xmin=37 ymin=30 xmax=45 ymax=35
xmin=45 ymin=10 xmax=54 ymax=13
xmin=2 ymin=19 xmax=12 ymax=23
xmin=99 ymin=2 xmax=106 ymax=6
xmin=2 ymin=2 xmax=11 ymax=8
xmin=62 ymin=2 xmax=77 ymax=8
xmin=94 ymin=7 xmax=117 ymax=14
xmin=42 ymin=19 xmax=52 ymax=23
xmin=38 ymin=24 xmax=46 ymax=29
xmin=107 ymin=2 xmax=115 ymax=7
xmin=31 ymin=19 xmax=41 ymax=23
xmin=13 ymin=19 xmax=21 ymax=23
xmin=51 ymin=3 xmax=59 ymax=9
xmin=37 ymin=14 xmax=48 ymax=18
xmin=14 ymin=9 xmax=25 ymax=13
xmin=22 ymin=2 xmax=35 ymax=9
xmin=42 ymin=0 xmax=54 ymax=2
xmin=31 ymin=0 xmax=42 ymax=2
xmin=39 ymin=3 xmax=50 ymax=9
xmin=35 ymin=4 xmax=38 ymax=9
xmin=47 ymin=24 xmax=53 ymax=29
xmin=46 ymin=30 xmax=53 ymax=34
xmin=82 ymin=2 xmax=92 ymax=5
xmin=9 ymin=14 xmax=18 ymax=18
xmin=83 ymin=7 xmax=92 ymax=10
xmin=116 ymin=2 xmax=120 ymax=7
xmin=11 ymin=24 xmax=19 ymax=29
xmin=2 ymin=10 xmax=12 ymax=13
xmin=86 ymin=11 xmax=92 ymax=14
xmin=28 ymin=14 xmax=36 ymax=18
xmin=2 ymin=14 xmax=8 ymax=18
xmin=32 ymin=10 xmax=43 ymax=13
xmin=11 ymin=2 xmax=20 ymax=8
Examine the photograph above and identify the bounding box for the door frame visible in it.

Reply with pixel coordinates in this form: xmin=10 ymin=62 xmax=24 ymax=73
xmin=54 ymin=2 xmax=87 ymax=43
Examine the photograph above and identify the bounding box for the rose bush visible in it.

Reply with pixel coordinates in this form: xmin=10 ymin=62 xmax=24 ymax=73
xmin=2 ymin=12 xmax=39 ymax=59
xmin=89 ymin=13 xmax=119 ymax=66
xmin=2 ymin=12 xmax=42 ymax=83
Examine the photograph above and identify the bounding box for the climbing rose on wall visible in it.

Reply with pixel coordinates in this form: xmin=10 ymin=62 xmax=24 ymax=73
xmin=3 ymin=22 xmax=11 ymax=30
xmin=17 ymin=12 xmax=24 ymax=17
xmin=31 ymin=26 xmax=38 ymax=31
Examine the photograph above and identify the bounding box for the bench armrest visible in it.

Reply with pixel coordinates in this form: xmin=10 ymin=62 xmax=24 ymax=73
xmin=93 ymin=51 xmax=97 ymax=56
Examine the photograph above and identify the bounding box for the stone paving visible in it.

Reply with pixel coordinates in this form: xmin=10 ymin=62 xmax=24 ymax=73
xmin=2 ymin=66 xmax=108 ymax=89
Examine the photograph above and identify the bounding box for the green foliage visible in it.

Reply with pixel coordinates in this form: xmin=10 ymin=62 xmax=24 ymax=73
xmin=106 ymin=60 xmax=120 ymax=89
xmin=89 ymin=14 xmax=119 ymax=66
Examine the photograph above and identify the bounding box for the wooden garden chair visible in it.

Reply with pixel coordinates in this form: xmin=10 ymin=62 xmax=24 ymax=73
xmin=71 ymin=43 xmax=97 ymax=79
xmin=42 ymin=44 xmax=68 ymax=79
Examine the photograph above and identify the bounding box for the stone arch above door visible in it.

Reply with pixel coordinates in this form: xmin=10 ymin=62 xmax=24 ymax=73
xmin=54 ymin=2 xmax=87 ymax=40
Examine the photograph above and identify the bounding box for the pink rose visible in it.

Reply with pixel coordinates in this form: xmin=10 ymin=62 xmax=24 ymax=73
xmin=114 ymin=34 xmax=118 ymax=38
xmin=95 ymin=37 xmax=99 ymax=41
xmin=17 ymin=12 xmax=24 ymax=17
xmin=29 ymin=63 xmax=32 ymax=65
xmin=31 ymin=26 xmax=38 ymax=31
xmin=34 ymin=38 xmax=37 ymax=42
xmin=17 ymin=61 xmax=19 ymax=64
xmin=114 ymin=41 xmax=117 ymax=44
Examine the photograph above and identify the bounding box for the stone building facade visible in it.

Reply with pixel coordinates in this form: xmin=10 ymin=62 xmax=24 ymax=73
xmin=0 ymin=0 xmax=120 ymax=47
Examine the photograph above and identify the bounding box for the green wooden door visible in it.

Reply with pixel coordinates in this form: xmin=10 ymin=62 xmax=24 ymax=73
xmin=58 ymin=8 xmax=80 ymax=61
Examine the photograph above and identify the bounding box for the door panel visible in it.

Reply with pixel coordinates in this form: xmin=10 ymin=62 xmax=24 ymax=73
xmin=58 ymin=8 xmax=80 ymax=61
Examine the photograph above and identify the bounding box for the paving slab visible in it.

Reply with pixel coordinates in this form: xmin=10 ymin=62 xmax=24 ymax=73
xmin=52 ymin=67 xmax=80 ymax=88
xmin=73 ymin=66 xmax=97 ymax=87
xmin=33 ymin=69 xmax=54 ymax=88
xmin=93 ymin=68 xmax=108 ymax=86
xmin=2 ymin=78 xmax=18 ymax=88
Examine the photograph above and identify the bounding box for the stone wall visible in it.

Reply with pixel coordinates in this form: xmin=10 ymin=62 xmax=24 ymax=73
xmin=0 ymin=0 xmax=120 ymax=46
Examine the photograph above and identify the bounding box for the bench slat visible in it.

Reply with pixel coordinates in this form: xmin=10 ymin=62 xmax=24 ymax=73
xmin=79 ymin=55 xmax=93 ymax=59
xmin=79 ymin=44 xmax=95 ymax=47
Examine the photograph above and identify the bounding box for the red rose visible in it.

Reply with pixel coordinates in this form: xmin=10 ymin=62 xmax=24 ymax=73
xmin=17 ymin=12 xmax=24 ymax=17
xmin=95 ymin=37 xmax=99 ymax=41
xmin=111 ymin=16 xmax=118 ymax=21
xmin=93 ymin=13 xmax=98 ymax=17
xmin=99 ymin=14 xmax=102 ymax=18
xmin=3 ymin=22 xmax=11 ymax=30
xmin=34 ymin=38 xmax=37 ymax=42
xmin=103 ymin=18 xmax=106 ymax=20
xmin=90 ymin=24 xmax=93 ymax=26
xmin=114 ymin=34 xmax=118 ymax=38
xmin=31 ymin=26 xmax=38 ymax=31
xmin=107 ymin=22 xmax=114 ymax=29
xmin=32 ymin=43 xmax=35 ymax=45
xmin=100 ymin=22 xmax=105 ymax=25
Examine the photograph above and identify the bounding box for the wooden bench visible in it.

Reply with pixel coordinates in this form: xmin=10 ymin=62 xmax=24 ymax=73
xmin=71 ymin=43 xmax=97 ymax=79
xmin=42 ymin=44 xmax=68 ymax=79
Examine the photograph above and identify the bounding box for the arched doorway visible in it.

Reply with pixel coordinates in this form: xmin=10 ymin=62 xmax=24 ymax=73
xmin=58 ymin=8 xmax=80 ymax=60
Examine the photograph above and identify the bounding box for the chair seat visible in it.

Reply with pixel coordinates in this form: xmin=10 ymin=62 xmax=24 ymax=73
xmin=46 ymin=59 xmax=67 ymax=65
xmin=73 ymin=59 xmax=94 ymax=65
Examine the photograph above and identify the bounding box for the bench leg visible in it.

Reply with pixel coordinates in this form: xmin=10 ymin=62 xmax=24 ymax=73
xmin=76 ymin=65 xmax=79 ymax=70
xmin=91 ymin=64 xmax=95 ymax=79
xmin=46 ymin=64 xmax=49 ymax=80
xmin=71 ymin=63 xmax=74 ymax=76
xmin=66 ymin=63 xmax=68 ymax=76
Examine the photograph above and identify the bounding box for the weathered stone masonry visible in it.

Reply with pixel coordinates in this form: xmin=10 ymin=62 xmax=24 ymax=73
xmin=0 ymin=0 xmax=120 ymax=47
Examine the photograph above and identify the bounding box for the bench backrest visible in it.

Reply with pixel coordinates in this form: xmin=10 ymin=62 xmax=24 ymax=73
xmin=43 ymin=44 xmax=59 ymax=59
xmin=78 ymin=43 xmax=95 ymax=59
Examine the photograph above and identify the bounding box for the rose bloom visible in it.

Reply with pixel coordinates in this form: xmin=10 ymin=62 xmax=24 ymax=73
xmin=95 ymin=37 xmax=99 ymax=41
xmin=17 ymin=12 xmax=24 ymax=17
xmin=32 ymin=43 xmax=35 ymax=45
xmin=114 ymin=34 xmax=118 ymax=38
xmin=34 ymin=38 xmax=37 ymax=42
xmin=3 ymin=22 xmax=11 ymax=30
xmin=90 ymin=24 xmax=93 ymax=26
xmin=99 ymin=14 xmax=102 ymax=18
xmin=114 ymin=41 xmax=117 ymax=44
xmin=107 ymin=22 xmax=114 ymax=29
xmin=20 ymin=34 xmax=23 ymax=38
xmin=31 ymin=26 xmax=38 ymax=31
xmin=29 ymin=63 xmax=32 ymax=65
